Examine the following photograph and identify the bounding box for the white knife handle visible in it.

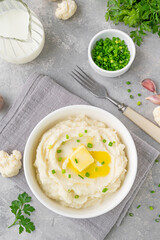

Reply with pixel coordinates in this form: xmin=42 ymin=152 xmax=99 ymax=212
xmin=123 ymin=107 xmax=160 ymax=144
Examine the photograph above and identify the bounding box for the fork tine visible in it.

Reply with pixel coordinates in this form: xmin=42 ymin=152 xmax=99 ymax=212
xmin=74 ymin=68 xmax=95 ymax=86
xmin=70 ymin=73 xmax=95 ymax=93
xmin=76 ymin=65 xmax=97 ymax=86
xmin=71 ymin=71 xmax=94 ymax=89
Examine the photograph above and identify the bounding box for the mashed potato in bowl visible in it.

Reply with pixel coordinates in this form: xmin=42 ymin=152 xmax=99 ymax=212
xmin=34 ymin=115 xmax=128 ymax=209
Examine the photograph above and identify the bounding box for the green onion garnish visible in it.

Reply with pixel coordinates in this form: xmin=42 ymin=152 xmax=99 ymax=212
xmin=79 ymin=133 xmax=83 ymax=137
xmin=66 ymin=134 xmax=69 ymax=139
xmin=138 ymin=93 xmax=141 ymax=96
xmin=57 ymin=149 xmax=62 ymax=153
xmin=58 ymin=157 xmax=62 ymax=162
xmin=75 ymin=158 xmax=78 ymax=164
xmin=108 ymin=142 xmax=113 ymax=146
xmin=155 ymin=159 xmax=159 ymax=163
xmin=84 ymin=129 xmax=87 ymax=133
xmin=51 ymin=170 xmax=56 ymax=174
xmin=126 ymin=81 xmax=131 ymax=85
xmin=77 ymin=139 xmax=80 ymax=142
xmin=62 ymin=141 xmax=65 ymax=145
xmin=68 ymin=174 xmax=71 ymax=178
xmin=75 ymin=195 xmax=79 ymax=199
xmin=102 ymin=188 xmax=108 ymax=193
xmin=158 ymin=184 xmax=160 ymax=187
xmin=62 ymin=169 xmax=66 ymax=174
xmin=127 ymin=89 xmax=131 ymax=92
xmin=85 ymin=172 xmax=90 ymax=177
xmin=130 ymin=95 xmax=134 ymax=99
xmin=137 ymin=205 xmax=141 ymax=209
xmin=78 ymin=174 xmax=84 ymax=179
xmin=87 ymin=143 xmax=93 ymax=148
xmin=149 ymin=206 xmax=154 ymax=210
xmin=129 ymin=213 xmax=134 ymax=217
xmin=137 ymin=101 xmax=141 ymax=106
xmin=101 ymin=161 xmax=105 ymax=165
xmin=103 ymin=139 xmax=106 ymax=143
xmin=155 ymin=218 xmax=160 ymax=222
xmin=150 ymin=190 xmax=155 ymax=194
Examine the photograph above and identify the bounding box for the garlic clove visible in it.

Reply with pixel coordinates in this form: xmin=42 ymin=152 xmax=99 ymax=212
xmin=146 ymin=94 xmax=160 ymax=104
xmin=141 ymin=78 xmax=157 ymax=93
xmin=0 ymin=96 xmax=4 ymax=110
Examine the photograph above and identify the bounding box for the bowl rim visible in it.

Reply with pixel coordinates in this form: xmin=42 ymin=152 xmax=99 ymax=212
xmin=88 ymin=29 xmax=136 ymax=74
xmin=24 ymin=105 xmax=137 ymax=219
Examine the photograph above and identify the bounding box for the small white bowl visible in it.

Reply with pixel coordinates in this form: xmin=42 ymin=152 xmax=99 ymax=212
xmin=24 ymin=105 xmax=137 ymax=219
xmin=88 ymin=29 xmax=136 ymax=77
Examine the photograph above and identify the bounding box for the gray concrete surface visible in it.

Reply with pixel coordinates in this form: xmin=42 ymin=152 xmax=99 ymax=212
xmin=0 ymin=0 xmax=160 ymax=239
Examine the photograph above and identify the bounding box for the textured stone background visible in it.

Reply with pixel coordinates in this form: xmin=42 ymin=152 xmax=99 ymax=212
xmin=0 ymin=0 xmax=160 ymax=239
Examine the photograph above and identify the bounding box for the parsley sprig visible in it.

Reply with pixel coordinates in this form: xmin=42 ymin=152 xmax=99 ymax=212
xmin=106 ymin=0 xmax=160 ymax=46
xmin=8 ymin=192 xmax=35 ymax=234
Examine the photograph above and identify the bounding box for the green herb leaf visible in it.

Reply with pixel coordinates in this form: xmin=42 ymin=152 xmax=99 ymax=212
xmin=8 ymin=192 xmax=35 ymax=234
xmin=23 ymin=204 xmax=35 ymax=216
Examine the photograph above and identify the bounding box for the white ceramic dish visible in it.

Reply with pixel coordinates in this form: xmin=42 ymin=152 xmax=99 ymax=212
xmin=24 ymin=105 xmax=137 ymax=219
xmin=88 ymin=29 xmax=136 ymax=77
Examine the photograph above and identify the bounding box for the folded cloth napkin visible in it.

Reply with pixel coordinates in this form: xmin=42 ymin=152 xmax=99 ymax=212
xmin=0 ymin=73 xmax=159 ymax=240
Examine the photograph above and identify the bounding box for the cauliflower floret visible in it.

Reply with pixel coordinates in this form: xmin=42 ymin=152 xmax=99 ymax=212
xmin=0 ymin=150 xmax=22 ymax=177
xmin=153 ymin=106 xmax=160 ymax=126
xmin=55 ymin=0 xmax=77 ymax=20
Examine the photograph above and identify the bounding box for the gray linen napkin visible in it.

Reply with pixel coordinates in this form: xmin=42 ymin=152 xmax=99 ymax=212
xmin=0 ymin=73 xmax=159 ymax=240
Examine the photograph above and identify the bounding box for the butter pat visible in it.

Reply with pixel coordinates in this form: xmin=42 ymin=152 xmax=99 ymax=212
xmin=69 ymin=145 xmax=94 ymax=172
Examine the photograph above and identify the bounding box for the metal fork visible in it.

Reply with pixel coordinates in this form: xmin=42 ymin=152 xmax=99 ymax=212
xmin=70 ymin=66 xmax=160 ymax=144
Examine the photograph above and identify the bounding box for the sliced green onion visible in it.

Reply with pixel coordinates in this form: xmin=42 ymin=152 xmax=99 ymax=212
xmin=127 ymin=89 xmax=131 ymax=92
xmin=129 ymin=213 xmax=134 ymax=217
xmin=149 ymin=206 xmax=154 ymax=210
xmin=101 ymin=161 xmax=105 ymax=165
xmin=58 ymin=158 xmax=62 ymax=162
xmin=137 ymin=101 xmax=142 ymax=106
xmin=126 ymin=81 xmax=131 ymax=85
xmin=137 ymin=205 xmax=141 ymax=209
xmin=102 ymin=188 xmax=108 ymax=193
xmin=62 ymin=169 xmax=66 ymax=174
xmin=103 ymin=139 xmax=106 ymax=143
xmin=150 ymin=190 xmax=155 ymax=194
xmin=78 ymin=174 xmax=84 ymax=179
xmin=108 ymin=142 xmax=113 ymax=147
xmin=75 ymin=195 xmax=79 ymax=199
xmin=138 ymin=93 xmax=141 ymax=96
xmin=75 ymin=158 xmax=78 ymax=164
xmin=79 ymin=133 xmax=83 ymax=137
xmin=155 ymin=218 xmax=160 ymax=222
xmin=66 ymin=134 xmax=69 ymax=139
xmin=85 ymin=172 xmax=90 ymax=177
xmin=158 ymin=184 xmax=160 ymax=187
xmin=84 ymin=129 xmax=87 ymax=133
xmin=87 ymin=143 xmax=93 ymax=148
xmin=77 ymin=139 xmax=80 ymax=142
xmin=155 ymin=159 xmax=159 ymax=163
xmin=62 ymin=141 xmax=65 ymax=145
xmin=51 ymin=169 xmax=56 ymax=174
xmin=130 ymin=95 xmax=134 ymax=99
xmin=57 ymin=149 xmax=62 ymax=153
xmin=68 ymin=174 xmax=71 ymax=178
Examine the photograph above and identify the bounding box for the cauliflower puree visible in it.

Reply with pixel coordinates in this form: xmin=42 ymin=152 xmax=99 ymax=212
xmin=34 ymin=116 xmax=128 ymax=209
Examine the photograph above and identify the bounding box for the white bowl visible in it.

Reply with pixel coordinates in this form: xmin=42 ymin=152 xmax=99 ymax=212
xmin=88 ymin=29 xmax=136 ymax=77
xmin=24 ymin=105 xmax=137 ymax=219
